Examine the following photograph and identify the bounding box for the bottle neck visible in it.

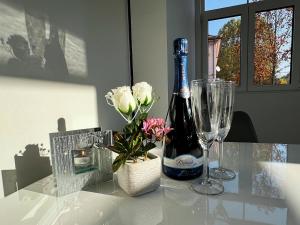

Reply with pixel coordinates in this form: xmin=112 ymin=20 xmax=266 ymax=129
xmin=173 ymin=54 xmax=190 ymax=98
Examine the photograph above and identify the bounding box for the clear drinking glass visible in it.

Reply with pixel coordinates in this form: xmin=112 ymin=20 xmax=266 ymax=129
xmin=209 ymin=81 xmax=235 ymax=180
xmin=190 ymin=79 xmax=224 ymax=195
xmin=210 ymin=81 xmax=235 ymax=180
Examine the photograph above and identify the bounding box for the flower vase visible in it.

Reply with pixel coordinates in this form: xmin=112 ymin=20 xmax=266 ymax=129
xmin=117 ymin=153 xmax=161 ymax=196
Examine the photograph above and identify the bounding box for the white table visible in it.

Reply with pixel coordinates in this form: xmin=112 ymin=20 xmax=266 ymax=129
xmin=0 ymin=142 xmax=300 ymax=225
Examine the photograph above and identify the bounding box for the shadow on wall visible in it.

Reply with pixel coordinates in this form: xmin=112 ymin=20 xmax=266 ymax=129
xmin=1 ymin=118 xmax=66 ymax=197
xmin=0 ymin=0 xmax=89 ymax=81
xmin=15 ymin=144 xmax=52 ymax=190
xmin=1 ymin=144 xmax=52 ymax=196
xmin=0 ymin=0 xmax=130 ymax=126
xmin=1 ymin=170 xmax=16 ymax=196
xmin=0 ymin=0 xmax=128 ymax=128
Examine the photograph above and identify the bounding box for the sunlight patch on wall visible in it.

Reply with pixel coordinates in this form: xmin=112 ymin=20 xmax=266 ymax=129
xmin=0 ymin=1 xmax=27 ymax=64
xmin=0 ymin=76 xmax=98 ymax=172
xmin=65 ymin=33 xmax=87 ymax=78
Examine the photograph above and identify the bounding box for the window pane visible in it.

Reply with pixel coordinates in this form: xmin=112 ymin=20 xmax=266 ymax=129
xmin=205 ymin=0 xmax=247 ymax=11
xmin=253 ymin=7 xmax=293 ymax=85
xmin=208 ymin=16 xmax=241 ymax=85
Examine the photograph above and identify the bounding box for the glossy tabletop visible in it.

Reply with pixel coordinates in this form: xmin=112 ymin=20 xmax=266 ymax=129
xmin=0 ymin=142 xmax=300 ymax=225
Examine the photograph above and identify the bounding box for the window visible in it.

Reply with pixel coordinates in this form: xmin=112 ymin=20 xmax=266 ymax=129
xmin=253 ymin=8 xmax=293 ymax=86
xmin=201 ymin=0 xmax=299 ymax=91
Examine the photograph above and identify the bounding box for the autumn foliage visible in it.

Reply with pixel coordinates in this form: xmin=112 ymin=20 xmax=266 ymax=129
xmin=216 ymin=19 xmax=241 ymax=85
xmin=215 ymin=7 xmax=293 ymax=86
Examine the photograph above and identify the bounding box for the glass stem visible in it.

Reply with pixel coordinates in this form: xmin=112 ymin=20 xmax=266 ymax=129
xmin=219 ymin=141 xmax=224 ymax=169
xmin=217 ymin=141 xmax=221 ymax=169
xmin=203 ymin=148 xmax=209 ymax=182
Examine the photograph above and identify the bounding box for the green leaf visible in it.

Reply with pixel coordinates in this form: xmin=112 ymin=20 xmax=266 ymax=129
xmin=112 ymin=154 xmax=126 ymax=172
xmin=114 ymin=132 xmax=130 ymax=150
xmin=139 ymin=113 xmax=148 ymax=122
xmin=132 ymin=138 xmax=143 ymax=153
xmin=106 ymin=145 xmax=122 ymax=154
xmin=129 ymin=131 xmax=142 ymax=151
xmin=114 ymin=132 xmax=125 ymax=142
xmin=124 ymin=120 xmax=139 ymax=136
xmin=113 ymin=141 xmax=128 ymax=153
xmin=142 ymin=142 xmax=156 ymax=153
xmin=124 ymin=123 xmax=133 ymax=134
xmin=131 ymin=149 xmax=144 ymax=158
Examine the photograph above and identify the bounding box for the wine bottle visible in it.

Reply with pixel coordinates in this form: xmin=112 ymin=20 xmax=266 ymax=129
xmin=162 ymin=38 xmax=203 ymax=180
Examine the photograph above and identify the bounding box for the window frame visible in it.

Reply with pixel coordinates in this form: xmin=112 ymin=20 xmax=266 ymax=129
xmin=199 ymin=0 xmax=300 ymax=92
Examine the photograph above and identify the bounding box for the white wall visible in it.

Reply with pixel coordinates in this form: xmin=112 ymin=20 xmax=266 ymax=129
xmin=166 ymin=0 xmax=196 ymax=96
xmin=130 ymin=0 xmax=169 ymax=118
xmin=130 ymin=0 xmax=196 ymax=118
xmin=235 ymin=91 xmax=300 ymax=144
xmin=0 ymin=0 xmax=130 ymax=198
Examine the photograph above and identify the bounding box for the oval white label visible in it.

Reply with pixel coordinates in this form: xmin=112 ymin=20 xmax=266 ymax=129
xmin=163 ymin=155 xmax=203 ymax=169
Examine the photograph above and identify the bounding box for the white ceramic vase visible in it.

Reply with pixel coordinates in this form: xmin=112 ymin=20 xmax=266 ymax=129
xmin=117 ymin=153 xmax=161 ymax=196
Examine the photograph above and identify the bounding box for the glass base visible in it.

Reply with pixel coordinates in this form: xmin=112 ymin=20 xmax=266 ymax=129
xmin=191 ymin=178 xmax=224 ymax=195
xmin=209 ymin=167 xmax=236 ymax=180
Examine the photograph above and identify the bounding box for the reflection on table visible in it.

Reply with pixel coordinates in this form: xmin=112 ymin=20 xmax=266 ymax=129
xmin=0 ymin=142 xmax=300 ymax=225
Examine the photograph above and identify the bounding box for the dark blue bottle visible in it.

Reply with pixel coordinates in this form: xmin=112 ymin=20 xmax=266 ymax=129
xmin=163 ymin=38 xmax=203 ymax=180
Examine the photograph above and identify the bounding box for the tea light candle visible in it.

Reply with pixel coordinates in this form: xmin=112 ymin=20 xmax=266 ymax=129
xmin=74 ymin=149 xmax=91 ymax=167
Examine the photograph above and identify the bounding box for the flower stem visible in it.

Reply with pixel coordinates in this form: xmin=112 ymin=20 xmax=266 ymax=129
xmin=144 ymin=152 xmax=148 ymax=161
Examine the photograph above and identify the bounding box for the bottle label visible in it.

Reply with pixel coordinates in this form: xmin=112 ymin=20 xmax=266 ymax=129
xmin=175 ymin=56 xmax=190 ymax=99
xmin=163 ymin=155 xmax=203 ymax=169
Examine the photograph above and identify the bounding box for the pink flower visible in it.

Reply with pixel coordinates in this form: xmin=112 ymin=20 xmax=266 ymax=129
xmin=142 ymin=118 xmax=172 ymax=141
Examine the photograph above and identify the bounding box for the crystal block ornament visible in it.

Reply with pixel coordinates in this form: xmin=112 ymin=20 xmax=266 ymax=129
xmin=49 ymin=128 xmax=113 ymax=196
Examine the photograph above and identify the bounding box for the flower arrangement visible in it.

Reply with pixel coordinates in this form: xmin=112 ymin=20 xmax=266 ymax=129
xmin=105 ymin=82 xmax=172 ymax=172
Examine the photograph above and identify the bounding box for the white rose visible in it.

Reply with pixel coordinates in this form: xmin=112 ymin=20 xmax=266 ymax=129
xmin=132 ymin=82 xmax=152 ymax=106
xmin=110 ymin=86 xmax=136 ymax=114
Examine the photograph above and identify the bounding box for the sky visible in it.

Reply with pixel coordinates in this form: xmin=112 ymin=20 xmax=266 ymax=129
xmin=209 ymin=16 xmax=240 ymax=36
xmin=206 ymin=0 xmax=247 ymax=35
xmin=205 ymin=0 xmax=248 ymax=11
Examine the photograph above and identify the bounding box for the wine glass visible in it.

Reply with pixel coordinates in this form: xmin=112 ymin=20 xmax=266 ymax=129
xmin=190 ymin=79 xmax=224 ymax=195
xmin=210 ymin=81 xmax=235 ymax=180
